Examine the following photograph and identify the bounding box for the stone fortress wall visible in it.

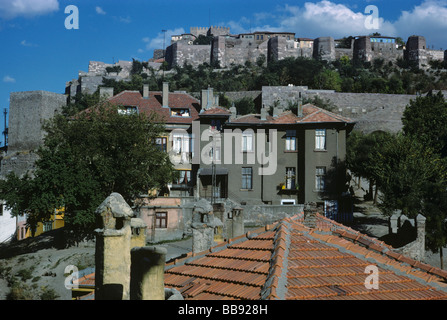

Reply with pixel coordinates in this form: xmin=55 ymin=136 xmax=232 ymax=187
xmin=165 ymin=27 xmax=445 ymax=69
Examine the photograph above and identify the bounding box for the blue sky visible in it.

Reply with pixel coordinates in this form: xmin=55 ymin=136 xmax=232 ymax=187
xmin=1 ymin=0 xmax=447 ymax=147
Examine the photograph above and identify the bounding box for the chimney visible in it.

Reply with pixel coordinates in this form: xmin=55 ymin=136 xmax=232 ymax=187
xmin=143 ymin=84 xmax=149 ymax=99
xmin=99 ymin=87 xmax=114 ymax=99
xmin=273 ymin=105 xmax=284 ymax=118
xmin=207 ymin=87 xmax=214 ymax=109
xmin=297 ymin=92 xmax=303 ymax=117
xmin=260 ymin=105 xmax=268 ymax=121
xmin=214 ymin=94 xmax=219 ymax=108
xmin=162 ymin=82 xmax=169 ymax=108
xmin=415 ymin=214 xmax=426 ymax=258
xmin=130 ymin=246 xmax=167 ymax=300
xmin=303 ymin=203 xmax=317 ymax=229
xmin=201 ymin=89 xmax=208 ymax=109
xmin=229 ymin=103 xmax=237 ymax=120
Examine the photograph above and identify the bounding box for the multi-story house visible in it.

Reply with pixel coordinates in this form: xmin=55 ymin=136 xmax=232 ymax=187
xmin=106 ymin=82 xmax=201 ymax=197
xmin=106 ymin=84 xmax=354 ymax=206
xmin=195 ymin=91 xmax=355 ymax=206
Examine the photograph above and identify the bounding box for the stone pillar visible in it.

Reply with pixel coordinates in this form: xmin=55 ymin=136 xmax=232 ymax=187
xmin=192 ymin=225 xmax=215 ymax=254
xmin=131 ymin=218 xmax=147 ymax=249
xmin=130 ymin=246 xmax=167 ymax=300
xmin=95 ymin=193 xmax=134 ymax=300
xmin=191 ymin=199 xmax=215 ymax=253
xmin=389 ymin=214 xmax=399 ymax=234
xmin=416 ymin=214 xmax=426 ymax=255
xmin=162 ymin=82 xmax=169 ymax=107
xmin=143 ymin=84 xmax=149 ymax=99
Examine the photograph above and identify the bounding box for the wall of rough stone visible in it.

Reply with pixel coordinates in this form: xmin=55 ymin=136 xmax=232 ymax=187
xmin=1 ymin=91 xmax=67 ymax=179
xmin=166 ymin=41 xmax=211 ymax=68
xmin=215 ymin=37 xmax=269 ymax=68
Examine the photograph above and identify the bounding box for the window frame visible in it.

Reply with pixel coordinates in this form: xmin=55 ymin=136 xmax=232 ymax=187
xmin=285 ymin=130 xmax=297 ymax=151
xmin=286 ymin=167 xmax=296 ymax=190
xmin=315 ymin=129 xmax=327 ymax=151
xmin=242 ymin=132 xmax=254 ymax=152
xmin=241 ymin=167 xmax=253 ymax=190
xmin=315 ymin=166 xmax=326 ymax=191
xmin=155 ymin=212 xmax=168 ymax=229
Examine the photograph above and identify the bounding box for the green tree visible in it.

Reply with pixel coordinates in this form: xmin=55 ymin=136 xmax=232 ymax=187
xmin=234 ymin=97 xmax=256 ymax=115
xmin=0 ymin=103 xmax=177 ymax=243
xmin=402 ymin=91 xmax=447 ymax=157
xmin=313 ymin=69 xmax=342 ymax=91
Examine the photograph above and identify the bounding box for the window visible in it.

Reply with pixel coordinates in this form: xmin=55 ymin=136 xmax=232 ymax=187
xmin=155 ymin=212 xmax=167 ymax=228
xmin=286 ymin=167 xmax=296 ymax=189
xmin=118 ymin=106 xmax=138 ymax=115
xmin=170 ymin=108 xmax=190 ymax=117
xmin=172 ymin=133 xmax=191 ymax=155
xmin=155 ymin=137 xmax=167 ymax=152
xmin=209 ymin=146 xmax=221 ymax=162
xmin=315 ymin=129 xmax=326 ymax=150
xmin=285 ymin=130 xmax=297 ymax=151
xmin=175 ymin=170 xmax=191 ymax=185
xmin=315 ymin=167 xmax=326 ymax=191
xmin=242 ymin=167 xmax=253 ymax=190
xmin=242 ymin=132 xmax=254 ymax=152
xmin=43 ymin=221 xmax=53 ymax=232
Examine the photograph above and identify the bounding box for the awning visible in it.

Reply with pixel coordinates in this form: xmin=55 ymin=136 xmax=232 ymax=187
xmin=199 ymin=167 xmax=229 ymax=176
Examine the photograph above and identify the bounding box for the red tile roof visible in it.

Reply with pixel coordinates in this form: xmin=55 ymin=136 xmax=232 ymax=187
xmin=165 ymin=214 xmax=447 ymax=300
xmin=229 ymin=104 xmax=353 ymax=125
xmin=107 ymin=90 xmax=200 ymax=124
xmin=200 ymin=106 xmax=232 ymax=116
xmin=75 ymin=213 xmax=447 ymax=300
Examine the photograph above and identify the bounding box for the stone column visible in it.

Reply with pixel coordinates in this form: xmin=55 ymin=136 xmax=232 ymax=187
xmin=95 ymin=193 xmax=134 ymax=300
xmin=130 ymin=246 xmax=167 ymax=300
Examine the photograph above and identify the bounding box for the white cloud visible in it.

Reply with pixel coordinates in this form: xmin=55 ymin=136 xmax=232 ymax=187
xmin=393 ymin=0 xmax=447 ymax=49
xmin=95 ymin=6 xmax=106 ymax=15
xmin=3 ymin=75 xmax=16 ymax=83
xmin=221 ymin=0 xmax=446 ymax=49
xmin=20 ymin=39 xmax=37 ymax=47
xmin=272 ymin=1 xmax=396 ymax=38
xmin=143 ymin=28 xmax=185 ymax=51
xmin=0 ymin=0 xmax=59 ymax=19
xmin=119 ymin=16 xmax=131 ymax=23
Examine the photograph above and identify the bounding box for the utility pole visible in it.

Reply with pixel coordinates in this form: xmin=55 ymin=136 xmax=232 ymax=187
xmin=162 ymin=29 xmax=167 ymax=81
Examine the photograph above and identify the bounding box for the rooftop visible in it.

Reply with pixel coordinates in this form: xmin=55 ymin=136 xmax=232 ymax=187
xmin=107 ymin=90 xmax=200 ymax=124
xmin=164 ymin=213 xmax=447 ymax=300
xmin=229 ymin=104 xmax=353 ymax=125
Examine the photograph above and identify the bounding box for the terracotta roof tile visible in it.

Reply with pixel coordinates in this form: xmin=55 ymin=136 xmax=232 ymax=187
xmin=228 ymin=104 xmax=353 ymax=125
xmin=74 ymin=212 xmax=447 ymax=300
xmin=107 ymin=90 xmax=200 ymax=124
xmin=165 ymin=213 xmax=447 ymax=300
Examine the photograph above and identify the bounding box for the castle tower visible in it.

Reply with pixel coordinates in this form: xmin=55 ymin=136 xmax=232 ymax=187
xmin=0 ymin=91 xmax=67 ymax=179
xmin=405 ymin=36 xmax=428 ymax=68
xmin=313 ymin=37 xmax=336 ymax=62
xmin=353 ymin=36 xmax=373 ymax=62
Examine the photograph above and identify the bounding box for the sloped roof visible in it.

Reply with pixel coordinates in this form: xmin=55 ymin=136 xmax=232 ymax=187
xmin=228 ymin=104 xmax=353 ymax=125
xmin=107 ymin=90 xmax=200 ymax=124
xmin=199 ymin=106 xmax=232 ymax=116
xmin=164 ymin=213 xmax=447 ymax=300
